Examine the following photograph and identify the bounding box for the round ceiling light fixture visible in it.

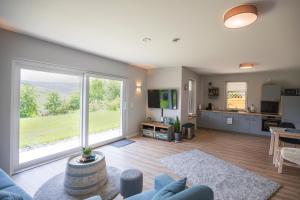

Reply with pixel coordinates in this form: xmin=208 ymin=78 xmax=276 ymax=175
xmin=239 ymin=63 xmax=254 ymax=69
xmin=224 ymin=5 xmax=257 ymax=28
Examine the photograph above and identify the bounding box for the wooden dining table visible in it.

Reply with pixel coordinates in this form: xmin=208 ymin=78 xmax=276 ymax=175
xmin=269 ymin=126 xmax=300 ymax=166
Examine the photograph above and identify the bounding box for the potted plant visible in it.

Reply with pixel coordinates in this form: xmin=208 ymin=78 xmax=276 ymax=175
xmin=174 ymin=116 xmax=182 ymax=143
xmin=82 ymin=146 xmax=92 ymax=158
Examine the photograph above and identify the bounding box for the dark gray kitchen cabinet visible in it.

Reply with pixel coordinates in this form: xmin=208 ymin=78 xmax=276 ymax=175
xmin=238 ymin=115 xmax=251 ymax=133
xmin=198 ymin=111 xmax=265 ymax=136
xmin=261 ymin=84 xmax=281 ymax=102
xmin=210 ymin=112 xmax=223 ymax=130
xmin=250 ymin=116 xmax=263 ymax=135
xmin=239 ymin=115 xmax=262 ymax=135
xmin=199 ymin=111 xmax=211 ymax=128
xmin=222 ymin=113 xmax=239 ymax=132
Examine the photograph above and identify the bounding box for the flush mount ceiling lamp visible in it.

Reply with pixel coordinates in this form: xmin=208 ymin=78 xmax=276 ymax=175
xmin=224 ymin=5 xmax=257 ymax=28
xmin=239 ymin=63 xmax=254 ymax=69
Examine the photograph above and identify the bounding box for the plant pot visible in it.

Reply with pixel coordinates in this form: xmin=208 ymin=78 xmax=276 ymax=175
xmin=174 ymin=132 xmax=182 ymax=143
xmin=82 ymin=153 xmax=91 ymax=158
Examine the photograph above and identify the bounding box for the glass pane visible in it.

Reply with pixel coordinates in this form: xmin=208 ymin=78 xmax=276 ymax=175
xmin=188 ymin=80 xmax=195 ymax=114
xmin=226 ymin=82 xmax=247 ymax=110
xmin=19 ymin=69 xmax=81 ymax=163
xmin=88 ymin=77 xmax=122 ymax=145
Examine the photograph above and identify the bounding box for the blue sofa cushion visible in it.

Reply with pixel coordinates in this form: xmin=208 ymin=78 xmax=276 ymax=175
xmin=0 ymin=191 xmax=23 ymax=200
xmin=152 ymin=177 xmax=187 ymax=200
xmin=168 ymin=185 xmax=214 ymax=200
xmin=126 ymin=190 xmax=157 ymax=200
xmin=2 ymin=186 xmax=32 ymax=200
xmin=154 ymin=174 xmax=175 ymax=191
xmin=0 ymin=169 xmax=15 ymax=190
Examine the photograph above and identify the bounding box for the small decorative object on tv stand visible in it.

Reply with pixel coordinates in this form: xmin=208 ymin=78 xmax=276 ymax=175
xmin=140 ymin=121 xmax=174 ymax=141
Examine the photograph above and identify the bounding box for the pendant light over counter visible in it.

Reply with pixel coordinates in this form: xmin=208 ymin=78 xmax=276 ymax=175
xmin=224 ymin=5 xmax=258 ymax=28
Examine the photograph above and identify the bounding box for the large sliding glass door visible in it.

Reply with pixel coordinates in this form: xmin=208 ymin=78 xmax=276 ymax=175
xmin=12 ymin=61 xmax=125 ymax=171
xmin=88 ymin=76 xmax=123 ymax=145
xmin=19 ymin=68 xmax=82 ymax=164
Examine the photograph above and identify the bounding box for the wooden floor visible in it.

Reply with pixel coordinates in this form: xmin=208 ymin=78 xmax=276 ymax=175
xmin=13 ymin=129 xmax=300 ymax=200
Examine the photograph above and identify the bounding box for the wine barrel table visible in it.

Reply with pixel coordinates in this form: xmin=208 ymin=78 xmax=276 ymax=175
xmin=64 ymin=151 xmax=107 ymax=196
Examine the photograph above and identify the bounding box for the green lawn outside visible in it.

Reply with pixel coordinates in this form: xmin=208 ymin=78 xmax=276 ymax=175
xmin=20 ymin=110 xmax=120 ymax=148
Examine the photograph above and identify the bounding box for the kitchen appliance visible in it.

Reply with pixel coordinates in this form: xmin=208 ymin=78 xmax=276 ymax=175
xmin=207 ymin=103 xmax=212 ymax=110
xmin=262 ymin=116 xmax=281 ymax=132
xmin=283 ymin=88 xmax=300 ymax=96
xmin=261 ymin=101 xmax=279 ymax=114
xmin=281 ymin=96 xmax=300 ymax=129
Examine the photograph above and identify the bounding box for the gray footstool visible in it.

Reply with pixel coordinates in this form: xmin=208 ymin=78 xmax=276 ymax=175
xmin=120 ymin=169 xmax=143 ymax=198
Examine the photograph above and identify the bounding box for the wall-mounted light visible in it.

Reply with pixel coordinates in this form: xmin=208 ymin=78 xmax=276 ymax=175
xmin=136 ymin=81 xmax=142 ymax=94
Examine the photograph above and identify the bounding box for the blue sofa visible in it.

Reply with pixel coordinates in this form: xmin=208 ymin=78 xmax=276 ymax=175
xmin=0 ymin=168 xmax=33 ymax=200
xmin=126 ymin=174 xmax=213 ymax=200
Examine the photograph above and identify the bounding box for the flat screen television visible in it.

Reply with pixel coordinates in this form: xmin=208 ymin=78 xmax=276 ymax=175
xmin=148 ymin=89 xmax=177 ymax=109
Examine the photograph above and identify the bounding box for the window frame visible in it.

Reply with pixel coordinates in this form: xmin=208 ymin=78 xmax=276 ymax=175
xmin=225 ymin=81 xmax=248 ymax=111
xmin=188 ymin=79 xmax=196 ymax=115
xmin=11 ymin=59 xmax=127 ymax=173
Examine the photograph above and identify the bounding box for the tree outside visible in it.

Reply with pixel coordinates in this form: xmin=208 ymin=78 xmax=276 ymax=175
xmin=20 ymin=78 xmax=121 ymax=149
xmin=20 ymin=84 xmax=38 ymax=118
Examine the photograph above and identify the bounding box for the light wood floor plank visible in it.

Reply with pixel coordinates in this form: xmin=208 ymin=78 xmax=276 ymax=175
xmin=13 ymin=129 xmax=300 ymax=199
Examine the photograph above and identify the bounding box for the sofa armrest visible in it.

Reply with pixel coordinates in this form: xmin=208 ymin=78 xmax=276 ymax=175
xmin=168 ymin=185 xmax=214 ymax=200
xmin=154 ymin=174 xmax=175 ymax=191
xmin=0 ymin=169 xmax=15 ymax=190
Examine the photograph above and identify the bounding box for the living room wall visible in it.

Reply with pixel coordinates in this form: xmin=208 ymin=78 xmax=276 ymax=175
xmin=0 ymin=29 xmax=147 ymax=173
xmin=146 ymin=67 xmax=203 ymax=125
xmin=146 ymin=67 xmax=182 ymax=121
xmin=181 ymin=67 xmax=203 ymax=125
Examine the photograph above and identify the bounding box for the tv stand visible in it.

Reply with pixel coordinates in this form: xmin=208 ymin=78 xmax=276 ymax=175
xmin=141 ymin=121 xmax=174 ymax=141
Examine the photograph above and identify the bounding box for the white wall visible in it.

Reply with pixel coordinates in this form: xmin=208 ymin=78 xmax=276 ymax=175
xmin=0 ymin=29 xmax=147 ymax=173
xmin=202 ymin=70 xmax=300 ymax=112
xmin=181 ymin=67 xmax=202 ymax=125
xmin=146 ymin=67 xmax=182 ymax=121
xmin=146 ymin=67 xmax=203 ymax=126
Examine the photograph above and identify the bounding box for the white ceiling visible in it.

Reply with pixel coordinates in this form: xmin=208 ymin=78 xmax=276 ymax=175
xmin=0 ymin=0 xmax=300 ymax=74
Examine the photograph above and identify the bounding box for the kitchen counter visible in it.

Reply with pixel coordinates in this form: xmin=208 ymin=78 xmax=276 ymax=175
xmin=199 ymin=109 xmax=281 ymax=117
xmin=197 ymin=109 xmax=281 ymax=136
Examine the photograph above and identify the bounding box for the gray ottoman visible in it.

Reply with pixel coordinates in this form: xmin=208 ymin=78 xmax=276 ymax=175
xmin=120 ymin=169 xmax=143 ymax=198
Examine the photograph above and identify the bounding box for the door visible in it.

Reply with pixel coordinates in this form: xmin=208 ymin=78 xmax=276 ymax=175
xmin=12 ymin=61 xmax=127 ymax=172
xmin=15 ymin=67 xmax=82 ymax=168
xmin=86 ymin=75 xmax=124 ymax=146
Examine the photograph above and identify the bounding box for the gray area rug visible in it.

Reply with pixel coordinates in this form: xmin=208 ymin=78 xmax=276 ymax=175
xmin=160 ymin=149 xmax=280 ymax=200
xmin=34 ymin=166 xmax=121 ymax=200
